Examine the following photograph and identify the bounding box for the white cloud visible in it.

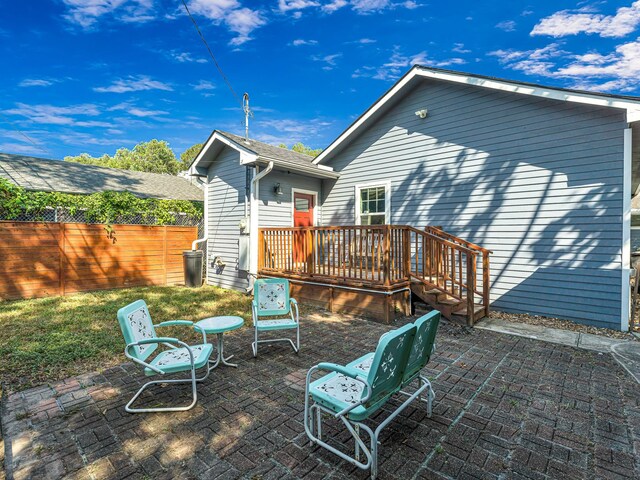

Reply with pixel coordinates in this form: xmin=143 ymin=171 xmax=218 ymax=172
xmin=192 ymin=80 xmax=216 ymax=90
xmin=322 ymin=0 xmax=348 ymax=13
xmin=346 ymin=37 xmax=376 ymax=44
xmin=256 ymin=117 xmax=332 ymax=139
xmin=452 ymin=43 xmax=470 ymax=54
xmin=351 ymin=0 xmax=390 ymax=13
xmin=356 ymin=48 xmax=466 ymax=81
xmin=2 ymin=103 xmax=100 ymax=125
xmin=496 ymin=20 xmax=517 ymax=32
xmin=188 ymin=0 xmax=265 ymax=45
xmin=278 ymin=0 xmax=319 ymax=12
xmin=532 ymin=1 xmax=640 ymax=38
xmin=292 ymin=39 xmax=318 ymax=46
xmin=312 ymin=53 xmax=342 ymax=70
xmin=0 ymin=142 xmax=48 ymax=155
xmin=170 ymin=51 xmax=207 ymax=63
xmin=61 ymin=0 xmax=155 ymax=28
xmin=489 ymin=39 xmax=640 ymax=92
xmin=108 ymin=102 xmax=169 ymax=117
xmin=18 ymin=79 xmax=54 ymax=87
xmin=94 ymin=75 xmax=173 ymax=93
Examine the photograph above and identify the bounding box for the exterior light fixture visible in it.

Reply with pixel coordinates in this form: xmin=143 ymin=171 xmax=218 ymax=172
xmin=415 ymin=109 xmax=428 ymax=119
xmin=274 ymin=183 xmax=283 ymax=195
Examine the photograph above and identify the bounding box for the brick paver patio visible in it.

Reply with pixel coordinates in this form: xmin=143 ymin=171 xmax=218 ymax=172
xmin=2 ymin=311 xmax=639 ymax=480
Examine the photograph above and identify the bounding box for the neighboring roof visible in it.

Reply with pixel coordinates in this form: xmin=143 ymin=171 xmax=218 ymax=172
xmin=0 ymin=153 xmax=204 ymax=201
xmin=314 ymin=65 xmax=640 ymax=165
xmin=190 ymin=130 xmax=339 ymax=179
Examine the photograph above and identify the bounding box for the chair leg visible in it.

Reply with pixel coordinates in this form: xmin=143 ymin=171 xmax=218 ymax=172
xmin=252 ymin=327 xmax=258 ymax=358
xmin=125 ymin=365 xmax=199 ymax=414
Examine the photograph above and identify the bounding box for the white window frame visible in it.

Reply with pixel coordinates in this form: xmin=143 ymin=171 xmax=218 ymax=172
xmin=355 ymin=181 xmax=391 ymax=225
xmin=291 ymin=188 xmax=319 ymax=227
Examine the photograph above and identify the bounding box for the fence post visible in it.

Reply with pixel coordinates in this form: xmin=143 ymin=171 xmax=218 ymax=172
xmin=58 ymin=223 xmax=65 ymax=296
xmin=466 ymin=252 xmax=477 ymax=326
xmin=163 ymin=226 xmax=168 ymax=285
xmin=383 ymin=224 xmax=391 ymax=286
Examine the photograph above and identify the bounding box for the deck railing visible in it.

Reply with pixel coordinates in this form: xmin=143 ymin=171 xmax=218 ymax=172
xmin=258 ymin=225 xmax=491 ymax=319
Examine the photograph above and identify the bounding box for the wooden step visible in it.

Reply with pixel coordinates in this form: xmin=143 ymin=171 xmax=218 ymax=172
xmin=410 ymin=281 xmax=486 ymax=326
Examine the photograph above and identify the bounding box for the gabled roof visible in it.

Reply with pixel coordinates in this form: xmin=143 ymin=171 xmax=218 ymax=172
xmin=190 ymin=130 xmax=339 ymax=179
xmin=0 ymin=153 xmax=204 ymax=201
xmin=313 ymin=65 xmax=640 ymax=165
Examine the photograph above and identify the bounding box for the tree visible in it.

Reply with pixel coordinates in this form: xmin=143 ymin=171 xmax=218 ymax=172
xmin=64 ymin=139 xmax=183 ymax=175
xmin=180 ymin=143 xmax=204 ymax=169
xmin=278 ymin=142 xmax=322 ymax=158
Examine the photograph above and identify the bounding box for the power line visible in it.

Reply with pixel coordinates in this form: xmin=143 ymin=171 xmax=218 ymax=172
xmin=0 ymin=113 xmax=52 ymax=156
xmin=180 ymin=0 xmax=243 ymax=107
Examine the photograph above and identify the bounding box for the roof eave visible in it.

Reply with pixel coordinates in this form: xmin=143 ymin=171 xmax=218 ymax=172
xmin=313 ymin=65 xmax=640 ymax=165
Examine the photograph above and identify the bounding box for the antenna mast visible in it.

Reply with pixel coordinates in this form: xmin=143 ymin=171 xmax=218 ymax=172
xmin=242 ymin=93 xmax=253 ymax=141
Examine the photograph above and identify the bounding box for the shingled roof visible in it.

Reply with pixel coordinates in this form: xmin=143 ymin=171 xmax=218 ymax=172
xmin=216 ymin=130 xmax=319 ymax=168
xmin=0 ymin=153 xmax=203 ymax=201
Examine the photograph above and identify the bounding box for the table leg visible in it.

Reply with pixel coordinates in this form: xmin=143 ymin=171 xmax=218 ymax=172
xmin=208 ymin=333 xmax=238 ymax=370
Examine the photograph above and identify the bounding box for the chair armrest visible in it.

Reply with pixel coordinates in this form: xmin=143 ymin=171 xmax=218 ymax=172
xmin=154 ymin=320 xmax=194 ymax=327
xmin=290 ymin=298 xmax=298 ymax=305
xmin=308 ymin=363 xmax=371 ymax=417
xmin=290 ymin=298 xmax=299 ymax=323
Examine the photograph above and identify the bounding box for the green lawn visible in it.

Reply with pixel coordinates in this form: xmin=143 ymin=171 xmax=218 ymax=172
xmin=0 ymin=285 xmax=252 ymax=393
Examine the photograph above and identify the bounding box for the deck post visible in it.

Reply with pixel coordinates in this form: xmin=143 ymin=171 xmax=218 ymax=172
xmin=482 ymin=251 xmax=490 ymax=317
xmin=383 ymin=224 xmax=391 ymax=286
xmin=466 ymin=252 xmax=476 ymax=326
xmin=402 ymin=228 xmax=411 ymax=280
xmin=305 ymin=228 xmax=315 ymax=275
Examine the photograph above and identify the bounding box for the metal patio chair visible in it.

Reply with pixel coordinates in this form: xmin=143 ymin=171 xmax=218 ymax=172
xmin=117 ymin=299 xmax=213 ymax=413
xmin=304 ymin=311 xmax=441 ymax=479
xmin=251 ymin=278 xmax=300 ymax=357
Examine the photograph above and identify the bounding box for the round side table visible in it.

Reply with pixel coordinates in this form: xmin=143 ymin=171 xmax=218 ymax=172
xmin=195 ymin=316 xmax=245 ymax=370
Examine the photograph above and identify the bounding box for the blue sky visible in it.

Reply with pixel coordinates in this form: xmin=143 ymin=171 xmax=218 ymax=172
xmin=1 ymin=1 xmax=640 ymax=160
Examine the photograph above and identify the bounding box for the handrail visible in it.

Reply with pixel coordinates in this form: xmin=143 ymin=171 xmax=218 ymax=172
xmin=425 ymin=226 xmax=493 ymax=254
xmin=258 ymin=224 xmax=490 ymax=322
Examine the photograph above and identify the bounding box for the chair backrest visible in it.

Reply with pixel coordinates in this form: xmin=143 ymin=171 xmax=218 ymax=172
xmin=403 ymin=311 xmax=441 ymax=383
xmin=253 ymin=278 xmax=291 ymax=317
xmin=117 ymin=300 xmax=158 ymax=362
xmin=365 ymin=323 xmax=416 ymax=406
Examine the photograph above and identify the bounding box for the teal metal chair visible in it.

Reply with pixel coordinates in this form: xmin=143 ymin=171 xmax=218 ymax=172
xmin=117 ymin=300 xmax=213 ymax=413
xmin=251 ymin=278 xmax=300 ymax=357
xmin=304 ymin=311 xmax=441 ymax=479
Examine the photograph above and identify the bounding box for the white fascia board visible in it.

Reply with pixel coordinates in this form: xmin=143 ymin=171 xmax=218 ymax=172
xmin=314 ymin=66 xmax=640 ymax=165
xmin=190 ymin=131 xmax=258 ymax=170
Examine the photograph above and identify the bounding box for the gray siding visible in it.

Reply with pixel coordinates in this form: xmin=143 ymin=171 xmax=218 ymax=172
xmin=321 ymin=79 xmax=627 ymax=329
xmin=206 ymin=147 xmax=250 ymax=291
xmin=259 ymin=170 xmax=321 ymax=227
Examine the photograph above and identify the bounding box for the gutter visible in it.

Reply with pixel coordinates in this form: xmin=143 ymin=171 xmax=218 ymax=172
xmin=191 ymin=179 xmax=208 ymax=251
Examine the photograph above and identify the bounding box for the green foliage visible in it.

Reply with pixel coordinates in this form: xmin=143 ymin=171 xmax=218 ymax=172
xmin=0 ymin=178 xmax=203 ymax=225
xmin=180 ymin=142 xmax=204 ymax=169
xmin=278 ymin=142 xmax=323 ymax=158
xmin=64 ymin=139 xmax=184 ymax=175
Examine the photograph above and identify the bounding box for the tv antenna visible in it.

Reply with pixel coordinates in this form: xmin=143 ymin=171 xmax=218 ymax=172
xmin=242 ymin=93 xmax=253 ymax=141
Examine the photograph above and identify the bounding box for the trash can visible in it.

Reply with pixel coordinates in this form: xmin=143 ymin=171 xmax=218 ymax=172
xmin=183 ymin=250 xmax=204 ymax=287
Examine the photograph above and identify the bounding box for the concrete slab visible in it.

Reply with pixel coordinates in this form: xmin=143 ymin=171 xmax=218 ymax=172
xmin=476 ymin=317 xmax=580 ymax=347
xmin=612 ymin=341 xmax=640 ymax=384
xmin=577 ymin=332 xmax=619 ymax=353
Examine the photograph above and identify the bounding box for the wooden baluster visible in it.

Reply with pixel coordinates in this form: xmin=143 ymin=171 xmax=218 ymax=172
xmin=483 ymin=251 xmax=490 ymax=317
xmin=466 ymin=252 xmax=476 ymax=326
xmin=383 ymin=225 xmax=391 ymax=286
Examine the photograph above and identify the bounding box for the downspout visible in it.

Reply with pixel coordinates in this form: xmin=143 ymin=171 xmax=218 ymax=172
xmin=191 ymin=179 xmax=208 ymax=251
xmin=622 ymin=127 xmax=632 ymax=332
xmin=247 ymin=161 xmax=274 ymax=292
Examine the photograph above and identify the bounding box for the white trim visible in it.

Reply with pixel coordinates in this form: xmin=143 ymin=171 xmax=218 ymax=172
xmin=291 ymin=188 xmax=319 ymax=227
xmin=313 ymin=66 xmax=640 ymax=165
xmin=354 ymin=181 xmax=391 ymax=225
xmin=190 ymin=131 xmax=258 ymax=172
xmin=622 ymin=128 xmax=632 ymax=332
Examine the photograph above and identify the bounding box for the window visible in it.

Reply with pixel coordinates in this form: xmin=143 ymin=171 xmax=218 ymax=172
xmin=356 ymin=184 xmax=389 ymax=225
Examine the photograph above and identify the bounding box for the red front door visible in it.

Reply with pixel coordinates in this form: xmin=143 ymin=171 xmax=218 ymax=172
xmin=293 ymin=192 xmax=315 ymax=264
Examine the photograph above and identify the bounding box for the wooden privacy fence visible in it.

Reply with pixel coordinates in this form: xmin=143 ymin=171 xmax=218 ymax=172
xmin=0 ymin=222 xmax=198 ymax=300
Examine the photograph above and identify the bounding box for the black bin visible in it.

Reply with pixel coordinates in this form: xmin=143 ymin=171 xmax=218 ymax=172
xmin=183 ymin=250 xmax=204 ymax=287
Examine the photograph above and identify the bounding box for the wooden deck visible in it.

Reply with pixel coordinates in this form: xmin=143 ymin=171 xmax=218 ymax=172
xmin=258 ymin=225 xmax=491 ymax=325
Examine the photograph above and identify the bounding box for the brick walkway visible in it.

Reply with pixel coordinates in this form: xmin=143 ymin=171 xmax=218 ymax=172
xmin=2 ymin=311 xmax=639 ymax=480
